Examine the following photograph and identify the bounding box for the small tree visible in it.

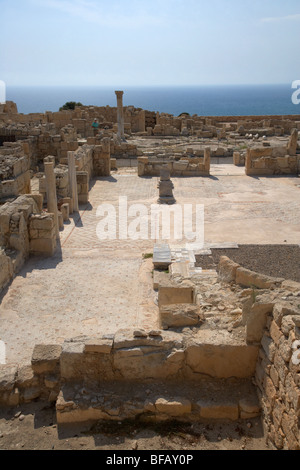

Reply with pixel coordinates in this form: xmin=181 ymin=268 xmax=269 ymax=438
xmin=59 ymin=101 xmax=83 ymax=111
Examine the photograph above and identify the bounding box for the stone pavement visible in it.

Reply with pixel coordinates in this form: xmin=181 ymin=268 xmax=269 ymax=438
xmin=1 ymin=168 xmax=300 ymax=366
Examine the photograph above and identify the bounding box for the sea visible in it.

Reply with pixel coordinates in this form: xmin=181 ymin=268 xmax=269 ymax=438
xmin=5 ymin=84 xmax=300 ymax=117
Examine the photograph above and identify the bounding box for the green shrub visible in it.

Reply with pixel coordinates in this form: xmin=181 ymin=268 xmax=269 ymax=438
xmin=59 ymin=101 xmax=83 ymax=111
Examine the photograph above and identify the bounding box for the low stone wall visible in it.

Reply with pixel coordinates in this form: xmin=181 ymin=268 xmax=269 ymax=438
xmin=218 ymin=256 xmax=300 ymax=450
xmin=138 ymin=149 xmax=210 ymax=177
xmin=0 ymin=195 xmax=57 ymax=292
xmin=245 ymin=129 xmax=299 ymax=176
xmin=93 ymin=138 xmax=111 ymax=177
xmin=0 ymin=143 xmax=31 ymax=201
xmin=0 ymin=327 xmax=259 ymax=407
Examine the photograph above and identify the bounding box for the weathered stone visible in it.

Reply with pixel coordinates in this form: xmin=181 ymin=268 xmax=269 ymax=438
xmin=281 ymin=411 xmax=300 ymax=450
xmin=274 ymin=350 xmax=288 ymax=385
xmin=264 ymin=376 xmax=278 ymax=407
xmin=285 ymin=373 xmax=300 ymax=411
xmin=185 ymin=332 xmax=258 ymax=379
xmin=236 ymin=267 xmax=283 ymax=289
xmin=239 ymin=397 xmax=260 ymax=415
xmin=159 ymin=303 xmax=203 ymax=328
xmin=270 ymin=320 xmax=284 ymax=345
xmin=158 ymin=285 xmax=194 ymax=307
xmin=261 ymin=335 xmax=276 ymax=362
xmin=84 ymin=338 xmax=113 ymax=354
xmin=246 ymin=302 xmax=274 ymax=343
xmin=218 ymin=256 xmax=240 ymax=283
xmin=0 ymin=366 xmax=17 ymax=392
xmin=16 ymin=365 xmax=39 ymax=389
xmin=198 ymin=401 xmax=239 ymax=420
xmin=60 ymin=342 xmax=85 ymax=380
xmin=287 ymin=129 xmax=298 ymax=156
xmin=31 ymin=344 xmax=62 ymax=374
xmin=155 ymin=397 xmax=191 ymax=416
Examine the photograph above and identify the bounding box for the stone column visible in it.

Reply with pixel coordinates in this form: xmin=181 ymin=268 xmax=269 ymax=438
xmin=115 ymin=90 xmax=125 ymax=141
xmin=44 ymin=157 xmax=59 ymax=238
xmin=204 ymin=147 xmax=211 ymax=174
xmin=287 ymin=128 xmax=298 ymax=156
xmin=68 ymin=151 xmax=79 ymax=212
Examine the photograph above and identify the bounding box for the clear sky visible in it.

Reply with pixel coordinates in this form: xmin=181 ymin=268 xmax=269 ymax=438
xmin=1 ymin=0 xmax=300 ymax=87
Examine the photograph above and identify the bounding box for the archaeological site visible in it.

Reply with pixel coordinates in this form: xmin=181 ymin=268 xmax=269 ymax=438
xmin=0 ymin=92 xmax=300 ymax=451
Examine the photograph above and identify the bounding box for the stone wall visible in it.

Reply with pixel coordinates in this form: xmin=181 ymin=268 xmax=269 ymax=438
xmin=218 ymin=256 xmax=300 ymax=450
xmin=245 ymin=129 xmax=299 ymax=176
xmin=93 ymin=138 xmax=111 ymax=177
xmin=0 ymin=328 xmax=259 ymax=410
xmin=37 ymin=145 xmax=93 ymax=205
xmin=0 ymin=194 xmax=57 ymax=292
xmin=0 ymin=142 xmax=31 ymax=201
xmin=138 ymin=148 xmax=210 ymax=177
xmin=3 ymin=257 xmax=300 ymax=438
xmin=2 ymin=101 xmax=299 ymax=140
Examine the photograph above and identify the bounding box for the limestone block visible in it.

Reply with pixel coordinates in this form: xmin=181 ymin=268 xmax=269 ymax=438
xmin=29 ymin=237 xmax=56 ymax=256
xmin=159 ymin=303 xmax=203 ymax=328
xmin=0 ymin=212 xmax=11 ymax=235
xmin=253 ymin=158 xmax=267 ymax=169
xmin=264 ymin=375 xmax=278 ymax=407
xmin=0 ymin=365 xmax=18 ymax=393
xmin=271 ymin=146 xmax=287 ymax=158
xmin=1 ymin=179 xmax=18 ymax=197
xmin=62 ymin=197 xmax=73 ymax=214
xmin=198 ymin=401 xmax=239 ymax=420
xmin=0 ymin=251 xmax=13 ymax=290
xmin=281 ymin=412 xmax=300 ymax=450
xmin=173 ymin=161 xmax=188 ymax=171
xmin=16 ymin=365 xmax=39 ymax=389
xmin=78 ymin=194 xmax=89 ymax=204
xmin=246 ymin=302 xmax=274 ymax=343
xmin=218 ymin=256 xmax=240 ymax=283
xmin=277 ymin=156 xmax=290 ymax=169
xmin=233 ymin=151 xmax=241 ymax=166
xmin=30 ymin=214 xmax=54 ymax=231
xmin=60 ymin=203 xmax=69 ymax=222
xmin=84 ymin=338 xmax=113 ymax=354
xmin=31 ymin=344 xmax=62 ymax=375
xmin=58 ymin=211 xmax=64 ymax=229
xmin=113 ymin=348 xmax=169 ymax=380
xmin=261 ymin=335 xmax=276 ymax=362
xmin=185 ymin=333 xmax=259 ymax=379
xmin=239 ymin=397 xmax=260 ymax=417
xmin=250 ymin=147 xmax=273 ymax=158
xmin=60 ymin=342 xmax=85 ymax=380
xmin=153 ymin=270 xmax=170 ymax=290
xmin=158 ymin=285 xmax=194 ymax=307
xmin=28 ymin=194 xmax=43 ymax=212
xmin=236 ymin=267 xmax=284 ymax=289
xmin=110 ymin=158 xmax=117 ymax=170
xmin=155 ymin=397 xmax=192 ymax=417
xmin=273 ymin=350 xmax=288 ymax=384
xmin=270 ymin=320 xmax=284 ymax=345
xmin=285 ymin=373 xmax=300 ymax=412
xmin=7 ymin=388 xmax=20 ymax=407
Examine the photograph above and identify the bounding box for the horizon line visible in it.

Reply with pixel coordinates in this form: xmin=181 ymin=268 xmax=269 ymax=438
xmin=5 ymin=82 xmax=294 ymax=88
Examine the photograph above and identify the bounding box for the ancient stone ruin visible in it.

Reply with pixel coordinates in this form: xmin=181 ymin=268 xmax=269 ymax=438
xmin=0 ymin=92 xmax=300 ymax=450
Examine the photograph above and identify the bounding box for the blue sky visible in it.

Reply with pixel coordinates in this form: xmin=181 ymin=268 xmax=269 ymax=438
xmin=1 ymin=0 xmax=300 ymax=86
